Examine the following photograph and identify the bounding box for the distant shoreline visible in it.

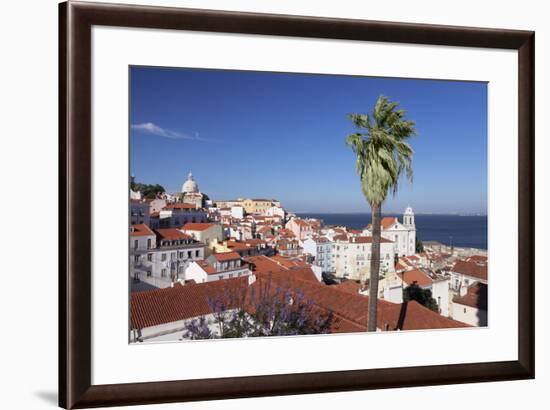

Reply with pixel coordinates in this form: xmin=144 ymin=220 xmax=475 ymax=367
xmin=297 ymin=212 xmax=488 ymax=250
xmin=296 ymin=212 xmax=487 ymax=217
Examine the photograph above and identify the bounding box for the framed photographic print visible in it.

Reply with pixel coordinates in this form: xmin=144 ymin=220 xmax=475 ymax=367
xmin=59 ymin=1 xmax=534 ymax=408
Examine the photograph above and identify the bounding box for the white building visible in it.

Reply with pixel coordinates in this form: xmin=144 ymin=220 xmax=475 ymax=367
xmin=285 ymin=218 xmax=314 ymax=241
xmin=181 ymin=222 xmax=224 ymax=252
xmin=382 ymin=269 xmax=450 ymax=316
xmin=148 ymin=197 xmax=167 ymax=214
xmin=363 ymin=207 xmax=416 ymax=257
xmin=130 ymin=225 xmax=206 ymax=288
xmin=303 ymin=237 xmax=334 ymax=273
xmin=332 ymin=235 xmax=395 ymax=281
xmin=130 ymin=189 xmax=142 ymax=200
xmin=130 ymin=199 xmax=150 ymax=225
xmin=449 ymin=259 xmax=488 ymax=291
xmin=230 ymin=206 xmax=244 ymax=219
xmin=451 ymin=283 xmax=487 ymax=326
xmin=158 ymin=203 xmax=208 ymax=228
xmin=185 ymin=252 xmax=251 ymax=283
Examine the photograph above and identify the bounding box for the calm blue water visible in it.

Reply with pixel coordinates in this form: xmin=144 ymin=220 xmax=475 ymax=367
xmin=297 ymin=213 xmax=488 ymax=250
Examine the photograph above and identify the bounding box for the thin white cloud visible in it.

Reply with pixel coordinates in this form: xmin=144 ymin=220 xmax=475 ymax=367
xmin=131 ymin=122 xmax=214 ymax=141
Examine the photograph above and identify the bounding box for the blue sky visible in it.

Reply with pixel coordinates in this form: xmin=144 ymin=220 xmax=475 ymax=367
xmin=130 ymin=66 xmax=487 ymax=214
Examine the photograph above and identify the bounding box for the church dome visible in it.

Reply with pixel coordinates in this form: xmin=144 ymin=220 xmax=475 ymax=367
xmin=182 ymin=172 xmax=199 ymax=193
xmin=404 ymin=205 xmax=414 ymax=215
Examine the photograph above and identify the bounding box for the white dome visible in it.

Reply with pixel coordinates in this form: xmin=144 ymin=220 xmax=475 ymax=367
xmin=404 ymin=205 xmax=413 ymax=215
xmin=181 ymin=172 xmax=199 ymax=193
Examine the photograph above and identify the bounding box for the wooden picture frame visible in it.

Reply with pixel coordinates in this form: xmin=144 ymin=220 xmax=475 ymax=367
xmin=59 ymin=1 xmax=535 ymax=408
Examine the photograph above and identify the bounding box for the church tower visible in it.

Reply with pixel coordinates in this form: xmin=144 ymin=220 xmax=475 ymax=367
xmin=403 ymin=206 xmax=415 ymax=227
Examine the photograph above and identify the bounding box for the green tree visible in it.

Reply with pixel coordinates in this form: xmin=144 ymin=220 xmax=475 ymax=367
xmin=132 ymin=182 xmax=166 ymax=199
xmin=403 ymin=282 xmax=439 ymax=312
xmin=346 ymin=95 xmax=417 ymax=331
xmin=415 ymin=237 xmax=424 ymax=253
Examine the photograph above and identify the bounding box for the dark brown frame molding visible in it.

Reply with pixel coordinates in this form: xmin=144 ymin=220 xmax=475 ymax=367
xmin=59 ymin=1 xmax=535 ymax=408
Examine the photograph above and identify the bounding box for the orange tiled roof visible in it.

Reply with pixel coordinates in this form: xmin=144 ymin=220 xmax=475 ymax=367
xmin=155 ymin=229 xmax=192 ymax=241
xmin=467 ymin=255 xmax=488 ymax=264
xmin=131 ymin=277 xmax=248 ymax=329
xmin=452 ymin=260 xmax=488 ymax=281
xmin=130 ymin=224 xmax=155 ymax=237
xmin=195 ymin=260 xmax=216 ymax=275
xmin=334 ymin=280 xmax=361 ymax=295
xmin=399 ymin=269 xmax=433 ymax=287
xmin=453 ymin=283 xmax=488 ymax=310
xmin=131 ymin=269 xmax=470 ymax=332
xmin=212 ymin=251 xmax=241 ymax=262
xmin=381 ymin=217 xmax=398 ymax=229
xmin=182 ymin=222 xmax=216 ymax=231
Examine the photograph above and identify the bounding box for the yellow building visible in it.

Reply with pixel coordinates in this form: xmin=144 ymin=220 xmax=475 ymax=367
xmin=214 ymin=198 xmax=281 ymax=214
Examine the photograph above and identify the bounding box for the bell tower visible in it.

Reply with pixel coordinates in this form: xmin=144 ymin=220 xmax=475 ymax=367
xmin=403 ymin=206 xmax=415 ymax=227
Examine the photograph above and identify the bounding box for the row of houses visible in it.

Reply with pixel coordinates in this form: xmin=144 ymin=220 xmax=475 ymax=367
xmin=130 ymin=259 xmax=470 ymax=343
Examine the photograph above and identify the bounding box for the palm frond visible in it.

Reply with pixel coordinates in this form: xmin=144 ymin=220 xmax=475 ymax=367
xmin=345 ymin=95 xmax=417 ymax=205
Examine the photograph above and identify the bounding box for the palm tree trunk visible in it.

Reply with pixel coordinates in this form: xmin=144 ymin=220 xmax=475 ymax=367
xmin=367 ymin=202 xmax=382 ymax=332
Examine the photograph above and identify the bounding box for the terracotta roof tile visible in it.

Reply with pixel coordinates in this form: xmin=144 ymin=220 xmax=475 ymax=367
xmin=334 ymin=280 xmax=361 ymax=295
xmin=399 ymin=269 xmax=434 ymax=286
xmin=195 ymin=260 xmax=216 ymax=275
xmin=212 ymin=251 xmax=241 ymax=262
xmin=130 ymin=224 xmax=155 ymax=237
xmin=131 ymin=277 xmax=248 ymax=329
xmin=453 ymin=283 xmax=488 ymax=310
xmin=131 ymin=269 xmax=470 ymax=332
xmin=155 ymin=229 xmax=192 ymax=241
xmin=452 ymin=260 xmax=488 ymax=281
xmin=182 ymin=222 xmax=216 ymax=231
xmin=381 ymin=217 xmax=398 ymax=229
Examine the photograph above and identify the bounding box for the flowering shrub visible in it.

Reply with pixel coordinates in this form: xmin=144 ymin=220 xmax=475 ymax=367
xmin=183 ymin=278 xmax=333 ymax=339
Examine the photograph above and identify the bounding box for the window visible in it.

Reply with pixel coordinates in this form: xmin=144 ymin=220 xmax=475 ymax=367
xmin=161 ymin=253 xmax=167 ymax=261
xmin=147 ymin=238 xmax=152 ymax=249
xmin=463 ymin=307 xmax=467 ymax=314
xmin=147 ymin=271 xmax=152 ymax=277
xmin=188 ymin=251 xmax=192 ymax=259
xmin=179 ymin=251 xmax=184 ymax=259
xmin=195 ymin=250 xmax=200 ymax=257
xmin=218 ymin=275 xmax=223 ymax=280
xmin=171 ymin=252 xmax=176 ymax=260
xmin=229 ymin=274 xmax=234 ymax=278
xmin=134 ymin=240 xmax=138 ymax=249
xmin=161 ymin=269 xmax=167 ymax=277
xmin=134 ymin=255 xmax=139 ymax=263
xmin=147 ymin=253 xmax=152 ymax=262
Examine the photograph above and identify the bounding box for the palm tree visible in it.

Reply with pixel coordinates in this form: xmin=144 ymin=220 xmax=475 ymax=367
xmin=346 ymin=95 xmax=416 ymax=332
